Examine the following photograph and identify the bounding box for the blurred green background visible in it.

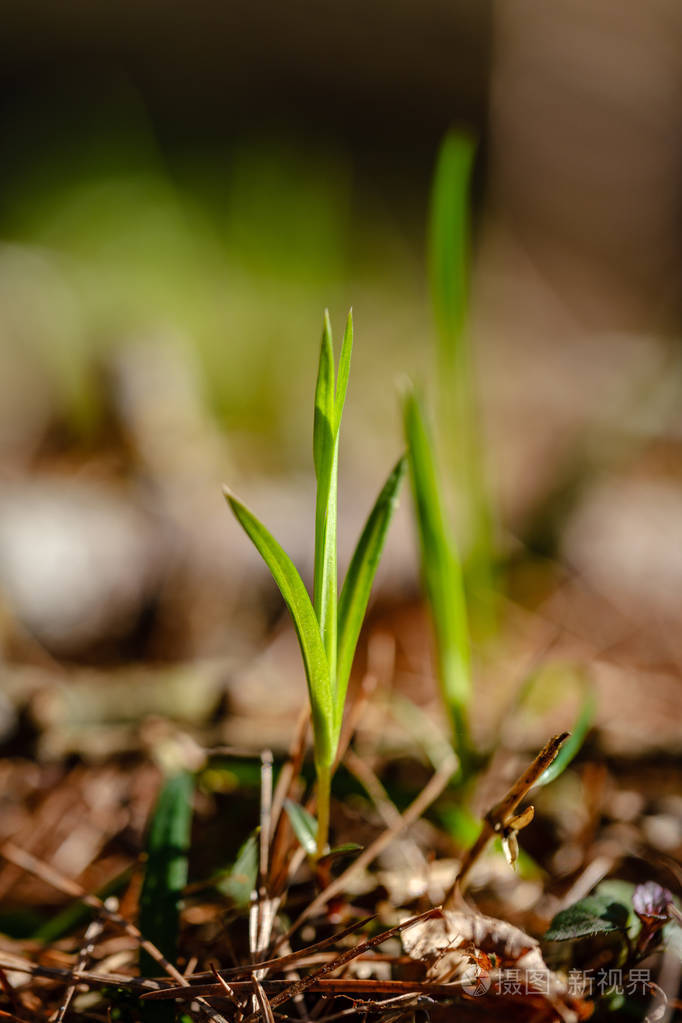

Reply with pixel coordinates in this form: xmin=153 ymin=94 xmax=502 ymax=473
xmin=1 ymin=1 xmax=682 ymax=764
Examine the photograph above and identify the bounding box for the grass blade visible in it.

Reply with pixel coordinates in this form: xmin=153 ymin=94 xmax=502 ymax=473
xmin=334 ymin=310 xmax=353 ymax=430
xmin=430 ymin=131 xmax=495 ymax=626
xmin=215 ymin=831 xmax=258 ymax=907
xmin=313 ymin=310 xmax=339 ymax=693
xmin=284 ymin=799 xmax=318 ymax=857
xmin=336 ymin=456 xmax=407 ymax=733
xmin=404 ymin=389 xmax=471 ymax=767
xmin=225 ymin=489 xmax=334 ymax=769
xmin=430 ymin=132 xmax=473 ymax=345
xmin=139 ymin=771 xmax=193 ymax=1001
xmin=537 ymin=689 xmax=596 ymax=787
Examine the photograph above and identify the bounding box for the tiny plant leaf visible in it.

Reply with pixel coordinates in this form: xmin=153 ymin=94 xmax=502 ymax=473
xmin=537 ymin=687 xmax=596 ymax=787
xmin=225 ymin=490 xmax=334 ymax=770
xmin=544 ymin=890 xmax=632 ymax=942
xmin=334 ymin=310 xmax=353 ymax=430
xmin=336 ymin=455 xmax=407 ymax=732
xmin=404 ymin=388 xmax=471 ymax=765
xmin=317 ymin=842 xmax=363 ymax=867
xmin=284 ymin=799 xmax=318 ymax=857
xmin=313 ymin=310 xmax=339 ymax=689
xmin=139 ymin=770 xmax=193 ymax=1005
xmin=216 ymin=831 xmax=259 ymax=908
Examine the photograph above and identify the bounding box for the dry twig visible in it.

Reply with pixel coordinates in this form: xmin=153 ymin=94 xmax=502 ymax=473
xmin=444 ymin=732 xmax=569 ymax=905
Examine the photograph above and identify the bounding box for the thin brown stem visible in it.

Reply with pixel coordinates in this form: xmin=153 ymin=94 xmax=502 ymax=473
xmin=444 ymin=731 xmax=569 ymax=906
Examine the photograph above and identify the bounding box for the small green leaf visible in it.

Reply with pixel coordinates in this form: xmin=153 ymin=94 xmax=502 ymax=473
xmin=225 ymin=490 xmax=335 ymax=769
xmin=216 ymin=831 xmax=258 ymax=907
xmin=317 ymin=842 xmax=363 ymax=867
xmin=334 ymin=310 xmax=353 ymax=431
xmin=404 ymin=389 xmax=471 ymax=762
xmin=313 ymin=311 xmax=335 ymax=485
xmin=544 ymin=891 xmax=631 ymax=942
xmin=284 ymin=799 xmax=318 ymax=857
xmin=538 ymin=688 xmax=596 ymax=787
xmin=139 ymin=771 xmax=193 ymax=1001
xmin=336 ymin=455 xmax=407 ymax=733
xmin=313 ymin=310 xmax=339 ymax=694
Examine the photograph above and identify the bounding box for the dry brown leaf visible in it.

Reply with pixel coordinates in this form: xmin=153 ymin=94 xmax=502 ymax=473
xmin=403 ymin=909 xmax=582 ymax=1022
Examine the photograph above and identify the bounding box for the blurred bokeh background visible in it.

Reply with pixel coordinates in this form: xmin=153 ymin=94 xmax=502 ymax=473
xmin=1 ymin=0 xmax=682 ymax=760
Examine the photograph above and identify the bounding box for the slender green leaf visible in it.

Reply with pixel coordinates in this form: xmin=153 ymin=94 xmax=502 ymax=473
xmin=334 ymin=309 xmax=353 ymax=430
xmin=313 ymin=310 xmax=339 ymax=693
xmin=537 ymin=689 xmax=596 ymax=787
xmin=317 ymin=842 xmax=363 ymax=867
xmin=216 ymin=831 xmax=258 ymax=907
xmin=225 ymin=490 xmax=335 ymax=768
xmin=313 ymin=311 xmax=335 ymax=484
xmin=139 ymin=771 xmax=193 ymax=1001
xmin=404 ymin=389 xmax=471 ymax=761
xmin=430 ymin=132 xmax=474 ymax=345
xmin=430 ymin=131 xmax=496 ymax=626
xmin=336 ymin=456 xmax=407 ymax=731
xmin=284 ymin=799 xmax=318 ymax=857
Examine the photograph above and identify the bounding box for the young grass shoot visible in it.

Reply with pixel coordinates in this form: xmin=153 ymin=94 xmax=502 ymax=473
xmin=225 ymin=311 xmax=405 ymax=857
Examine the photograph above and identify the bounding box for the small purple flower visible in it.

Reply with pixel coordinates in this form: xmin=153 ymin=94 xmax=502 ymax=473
xmin=633 ymin=881 xmax=673 ymax=921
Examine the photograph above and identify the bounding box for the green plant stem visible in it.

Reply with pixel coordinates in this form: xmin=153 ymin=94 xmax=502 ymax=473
xmin=315 ymin=762 xmax=331 ymax=858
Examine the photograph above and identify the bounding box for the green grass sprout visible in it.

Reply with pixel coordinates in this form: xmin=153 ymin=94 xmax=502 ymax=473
xmin=139 ymin=771 xmax=193 ymax=1020
xmin=226 ymin=310 xmax=405 ymax=856
xmin=284 ymin=799 xmax=319 ymax=857
xmin=429 ymin=130 xmax=496 ymax=626
xmin=403 ymin=387 xmax=471 ymax=774
xmin=215 ymin=831 xmax=259 ymax=907
xmin=537 ymin=687 xmax=596 ymax=786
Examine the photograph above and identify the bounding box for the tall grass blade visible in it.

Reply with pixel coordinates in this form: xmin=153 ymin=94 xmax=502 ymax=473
xmin=430 ymin=132 xmax=473 ymax=346
xmin=225 ymin=490 xmax=334 ymax=769
xmin=404 ymin=389 xmax=471 ymax=766
xmin=334 ymin=310 xmax=353 ymax=430
xmin=139 ymin=770 xmax=193 ymax=1015
xmin=430 ymin=131 xmax=495 ymax=622
xmin=336 ymin=455 xmax=407 ymax=732
xmin=313 ymin=310 xmax=339 ymax=693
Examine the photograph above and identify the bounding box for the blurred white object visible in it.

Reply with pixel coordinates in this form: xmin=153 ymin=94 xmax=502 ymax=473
xmin=563 ymin=474 xmax=682 ymax=618
xmin=0 ymin=478 xmax=163 ymax=653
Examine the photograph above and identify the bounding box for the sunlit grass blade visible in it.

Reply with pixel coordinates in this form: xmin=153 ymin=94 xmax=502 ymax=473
xmin=430 ymin=132 xmax=473 ymax=345
xmin=404 ymin=389 xmax=471 ymax=768
xmin=430 ymin=131 xmax=496 ymax=626
xmin=139 ymin=770 xmax=193 ymax=1011
xmin=225 ymin=311 xmax=399 ymax=857
xmin=284 ymin=799 xmax=318 ymax=857
xmin=336 ymin=455 xmax=407 ymax=732
xmin=334 ymin=309 xmax=353 ymax=430
xmin=537 ymin=689 xmax=596 ymax=787
xmin=225 ymin=489 xmax=334 ymax=771
xmin=215 ymin=831 xmax=258 ymax=907
xmin=313 ymin=310 xmax=339 ymax=692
